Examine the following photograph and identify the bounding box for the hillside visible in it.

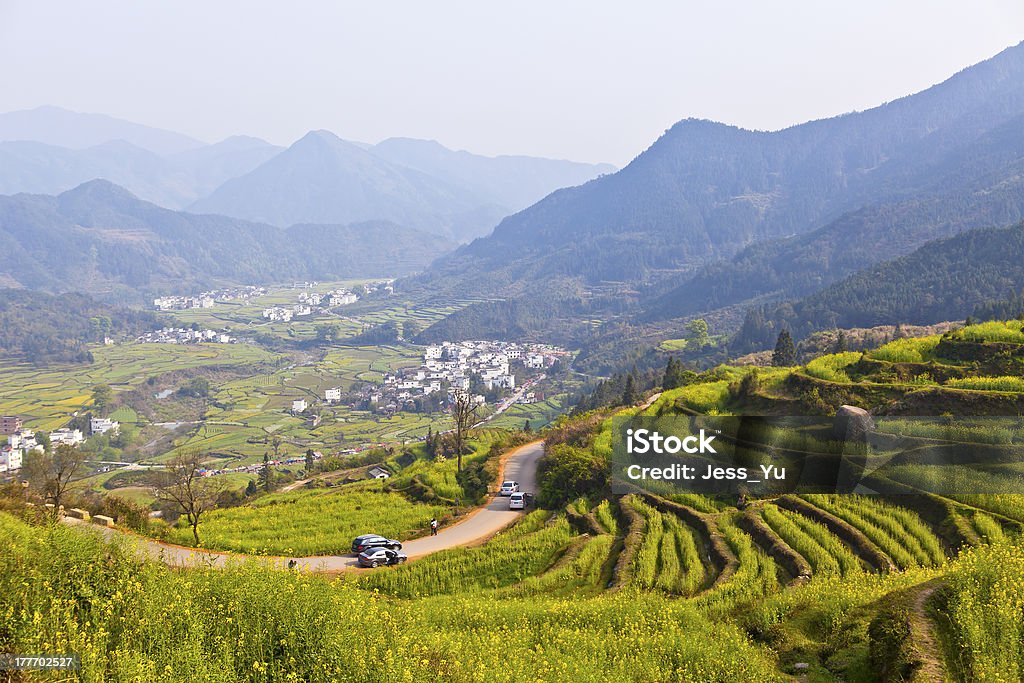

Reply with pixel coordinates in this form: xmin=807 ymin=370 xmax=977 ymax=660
xmin=0 ymin=289 xmax=162 ymax=363
xmin=410 ymin=41 xmax=1024 ymax=338
xmin=0 ymin=180 xmax=453 ymax=298
xmin=732 ymin=222 xmax=1024 ymax=351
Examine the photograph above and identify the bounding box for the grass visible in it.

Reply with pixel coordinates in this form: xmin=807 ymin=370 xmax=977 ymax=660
xmin=166 ymin=481 xmax=449 ymax=555
xmin=760 ymin=505 xmax=862 ymax=577
xmin=803 ymin=351 xmax=861 ymax=383
xmin=867 ymin=336 xmax=941 ymax=363
xmin=803 ymin=495 xmax=945 ymax=569
xmin=629 ymin=498 xmax=705 ymax=595
xmin=0 ymin=512 xmax=787 ymax=682
xmin=945 ymin=375 xmax=1024 ymax=392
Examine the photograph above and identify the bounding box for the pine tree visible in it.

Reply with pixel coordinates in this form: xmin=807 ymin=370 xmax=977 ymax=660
xmin=259 ymin=452 xmax=272 ymax=493
xmin=523 ymin=419 xmax=532 ymax=433
xmin=834 ymin=330 xmax=848 ymax=353
xmin=305 ymin=448 xmax=315 ymax=472
xmin=663 ymin=357 xmax=679 ymax=390
xmin=245 ymin=479 xmax=258 ymax=496
xmin=772 ymin=329 xmax=797 ymax=367
xmin=622 ymin=374 xmax=638 ymax=405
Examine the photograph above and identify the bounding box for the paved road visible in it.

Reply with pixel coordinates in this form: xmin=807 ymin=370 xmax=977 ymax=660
xmin=66 ymin=440 xmax=544 ymax=573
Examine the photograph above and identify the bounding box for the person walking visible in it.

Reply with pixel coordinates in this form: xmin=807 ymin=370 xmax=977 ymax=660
xmin=430 ymin=518 xmax=438 ymax=536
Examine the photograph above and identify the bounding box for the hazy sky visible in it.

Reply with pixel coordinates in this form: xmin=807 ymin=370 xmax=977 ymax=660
xmin=2 ymin=1 xmax=1023 ymax=165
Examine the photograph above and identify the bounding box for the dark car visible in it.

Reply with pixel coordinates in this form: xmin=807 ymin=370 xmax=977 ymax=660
xmin=357 ymin=547 xmax=408 ymax=568
xmin=351 ymin=534 xmax=402 ymax=554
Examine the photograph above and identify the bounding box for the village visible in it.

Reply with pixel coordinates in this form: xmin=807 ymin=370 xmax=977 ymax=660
xmin=0 ymin=414 xmax=120 ymax=476
xmin=262 ymin=281 xmax=392 ymax=322
xmin=316 ymin=340 xmax=567 ymax=417
xmin=152 ymin=285 xmax=267 ymax=311
xmin=134 ymin=327 xmax=236 ymax=344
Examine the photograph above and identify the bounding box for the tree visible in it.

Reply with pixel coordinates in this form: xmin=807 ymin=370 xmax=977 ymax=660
xmin=772 ymin=329 xmax=797 ymax=367
xmin=315 ymin=323 xmax=341 ymax=343
xmin=271 ymin=435 xmax=283 ymax=460
xmin=154 ymin=450 xmax=224 ymax=545
xmin=245 ymin=479 xmax=258 ymax=496
xmin=305 ymin=448 xmax=315 ymax=472
xmin=91 ymin=383 xmax=113 ymax=414
xmin=259 ymin=452 xmax=273 ymax=493
xmin=834 ymin=330 xmax=848 ymax=353
xmin=621 ymin=374 xmax=638 ymax=406
xmin=24 ymin=443 xmax=87 ymax=514
xmin=523 ymin=419 xmax=532 ymax=433
xmin=685 ymin=318 xmax=710 ymax=349
xmin=450 ymin=389 xmax=479 ymax=472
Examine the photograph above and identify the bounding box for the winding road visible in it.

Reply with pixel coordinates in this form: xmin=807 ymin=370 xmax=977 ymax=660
xmin=65 ymin=440 xmax=544 ymax=573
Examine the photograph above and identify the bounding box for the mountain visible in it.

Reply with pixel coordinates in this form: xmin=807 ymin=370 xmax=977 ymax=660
xmin=0 ymin=135 xmax=283 ymax=209
xmin=0 ymin=106 xmax=205 ymax=154
xmin=732 ymin=222 xmax=1024 ymax=352
xmin=188 ymin=130 xmax=510 ymax=241
xmin=370 ymin=137 xmax=615 ymax=212
xmin=646 ymin=111 xmax=1024 ymax=322
xmin=0 ymin=180 xmax=454 ymax=299
xmin=409 ymin=41 xmax=1024 ymax=338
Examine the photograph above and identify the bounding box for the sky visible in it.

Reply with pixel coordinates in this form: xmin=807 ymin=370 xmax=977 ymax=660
xmin=1 ymin=1 xmax=1023 ymax=165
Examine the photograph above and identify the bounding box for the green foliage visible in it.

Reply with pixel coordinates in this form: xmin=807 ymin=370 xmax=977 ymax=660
xmin=772 ymin=329 xmax=797 ymax=367
xmin=946 ymin=541 xmax=1024 ymax=681
xmin=868 ymin=336 xmax=940 ymax=363
xmin=536 ymin=444 xmax=609 ymax=508
xmin=945 ymin=375 xmax=1024 ymax=392
xmin=803 ymin=351 xmax=861 ymax=383
xmin=166 ymin=484 xmax=449 ymax=555
xmin=760 ymin=505 xmax=862 ymax=577
xmin=947 ymin=319 xmax=1024 ymax=343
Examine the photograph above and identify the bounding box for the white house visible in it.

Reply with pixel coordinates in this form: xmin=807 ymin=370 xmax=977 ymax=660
xmin=367 ymin=466 xmax=391 ymax=480
xmin=324 ymin=388 xmax=342 ymax=403
xmin=91 ymin=418 xmax=120 ymax=436
xmin=49 ymin=428 xmax=84 ymax=446
xmin=0 ymin=445 xmax=23 ymax=473
xmin=291 ymin=399 xmax=308 ymax=414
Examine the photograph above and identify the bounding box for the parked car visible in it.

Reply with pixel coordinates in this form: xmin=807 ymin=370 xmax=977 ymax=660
xmin=499 ymin=480 xmax=519 ymax=496
xmin=351 ymin=534 xmax=402 ymax=554
xmin=509 ymin=491 xmax=527 ymax=510
xmin=357 ymin=548 xmax=408 ymax=568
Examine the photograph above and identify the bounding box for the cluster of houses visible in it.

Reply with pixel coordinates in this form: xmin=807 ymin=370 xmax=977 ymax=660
xmin=354 ymin=340 xmax=562 ymax=413
xmin=263 ymin=286 xmax=368 ymax=322
xmin=153 ymin=286 xmax=266 ymax=311
xmin=0 ymin=415 xmax=121 ymax=474
xmin=1 ymin=416 xmax=35 ymax=473
xmin=135 ymin=328 xmax=234 ymax=344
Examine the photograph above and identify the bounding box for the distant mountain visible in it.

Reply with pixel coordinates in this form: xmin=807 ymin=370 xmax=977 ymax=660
xmin=732 ymin=222 xmax=1024 ymax=352
xmin=0 ymin=108 xmax=614 ymax=242
xmin=0 ymin=136 xmax=282 ymax=209
xmin=0 ymin=180 xmax=453 ymax=299
xmin=408 ymin=41 xmax=1024 ymax=338
xmin=370 ymin=137 xmax=615 ymax=213
xmin=189 ymin=130 xmax=504 ymax=241
xmin=0 ymin=106 xmax=205 ymax=154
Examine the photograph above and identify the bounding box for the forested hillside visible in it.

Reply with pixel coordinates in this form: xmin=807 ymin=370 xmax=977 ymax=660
xmin=0 ymin=289 xmax=161 ymax=363
xmin=0 ymin=180 xmax=453 ymax=298
xmin=732 ymin=222 xmax=1024 ymax=351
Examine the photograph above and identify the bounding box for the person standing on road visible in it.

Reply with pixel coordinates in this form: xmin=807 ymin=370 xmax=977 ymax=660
xmin=430 ymin=518 xmax=438 ymax=536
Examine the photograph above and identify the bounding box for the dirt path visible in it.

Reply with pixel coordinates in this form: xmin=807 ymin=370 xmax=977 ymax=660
xmin=909 ymin=578 xmax=949 ymax=682
xmin=65 ymin=440 xmax=544 ymax=573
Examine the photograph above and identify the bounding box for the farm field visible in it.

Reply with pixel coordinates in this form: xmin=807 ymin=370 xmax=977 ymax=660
xmin=0 ymin=343 xmax=278 ymax=432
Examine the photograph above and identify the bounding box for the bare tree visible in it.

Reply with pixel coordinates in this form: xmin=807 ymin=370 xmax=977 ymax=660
xmin=451 ymin=389 xmax=479 ymax=472
xmin=155 ymin=450 xmax=224 ymax=545
xmin=24 ymin=443 xmax=87 ymax=515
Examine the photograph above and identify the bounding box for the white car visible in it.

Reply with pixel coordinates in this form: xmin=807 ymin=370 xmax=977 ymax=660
xmin=509 ymin=492 xmax=526 ymax=510
xmin=499 ymin=480 xmax=519 ymax=496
